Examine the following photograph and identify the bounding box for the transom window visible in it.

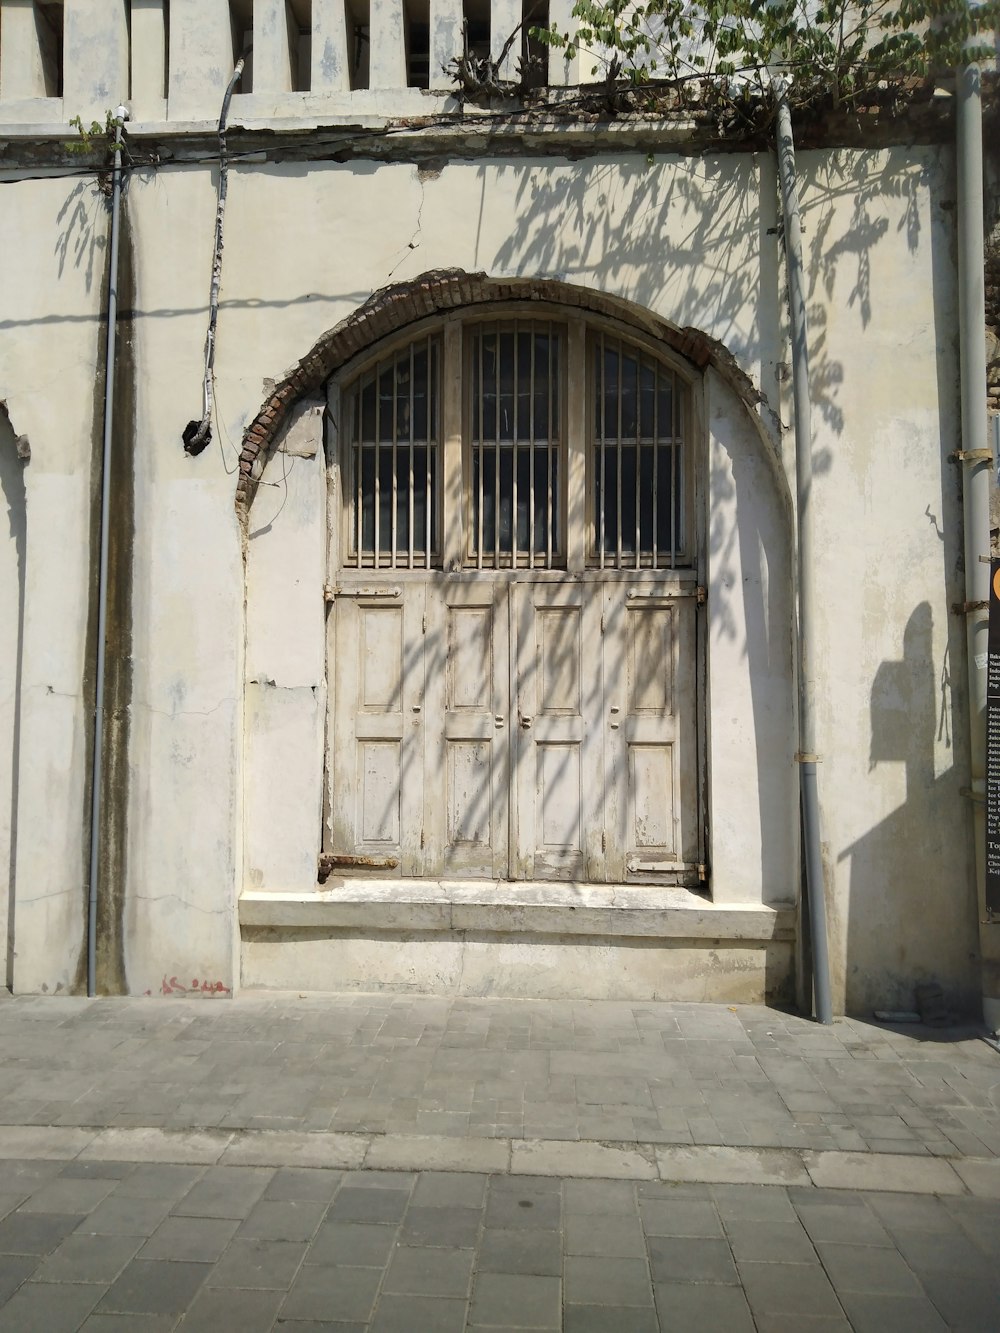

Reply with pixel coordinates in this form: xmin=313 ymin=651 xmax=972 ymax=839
xmin=341 ymin=313 xmax=692 ymax=572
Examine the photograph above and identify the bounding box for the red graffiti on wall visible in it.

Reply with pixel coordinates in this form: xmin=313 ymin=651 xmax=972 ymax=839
xmin=160 ymin=975 xmax=231 ymax=996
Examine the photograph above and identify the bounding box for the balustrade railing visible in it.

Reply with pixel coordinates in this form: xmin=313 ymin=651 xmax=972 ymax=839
xmin=0 ymin=0 xmax=591 ymax=126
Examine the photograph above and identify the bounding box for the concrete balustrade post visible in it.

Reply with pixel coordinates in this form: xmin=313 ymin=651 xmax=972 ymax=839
xmin=168 ymin=0 xmax=237 ymax=121
xmin=0 ymin=0 xmax=52 ymax=100
xmin=369 ymin=0 xmax=407 ymax=88
xmin=546 ymin=0 xmax=579 ymax=86
xmin=63 ymin=0 xmax=129 ymax=121
xmin=254 ymin=0 xmax=296 ymax=93
xmin=429 ymin=0 xmax=462 ymax=90
xmin=130 ymin=0 xmax=168 ymax=119
xmin=311 ymin=0 xmax=350 ymax=91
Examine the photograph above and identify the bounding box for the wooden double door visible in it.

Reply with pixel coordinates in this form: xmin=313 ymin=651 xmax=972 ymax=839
xmin=327 ymin=573 xmax=701 ymax=885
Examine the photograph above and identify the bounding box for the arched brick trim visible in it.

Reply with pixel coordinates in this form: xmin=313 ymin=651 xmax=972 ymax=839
xmin=235 ymin=269 xmax=746 ymax=516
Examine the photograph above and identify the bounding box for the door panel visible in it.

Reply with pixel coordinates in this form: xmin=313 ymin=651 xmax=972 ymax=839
xmin=513 ymin=583 xmax=602 ymax=880
xmin=603 ymin=583 xmax=700 ymax=882
xmin=425 ymin=580 xmax=509 ymax=877
xmin=329 ymin=588 xmax=426 ymax=873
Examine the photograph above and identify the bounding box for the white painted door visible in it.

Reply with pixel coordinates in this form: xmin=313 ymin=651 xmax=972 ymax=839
xmin=601 ymin=580 xmax=701 ymax=884
xmin=328 ymin=583 xmax=429 ymax=875
xmin=512 ymin=580 xmax=604 ymax=881
xmin=424 ymin=579 xmax=510 ymax=877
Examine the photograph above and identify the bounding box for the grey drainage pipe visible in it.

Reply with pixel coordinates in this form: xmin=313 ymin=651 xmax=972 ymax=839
xmin=87 ymin=108 xmax=128 ymax=998
xmin=955 ymin=62 xmax=991 ymax=1025
xmin=775 ymin=81 xmax=833 ymax=1024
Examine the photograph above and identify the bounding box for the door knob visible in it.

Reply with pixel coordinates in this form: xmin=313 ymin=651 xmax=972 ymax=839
xmin=495 ymin=714 xmax=505 ymax=728
xmin=520 ymin=714 xmax=533 ymax=729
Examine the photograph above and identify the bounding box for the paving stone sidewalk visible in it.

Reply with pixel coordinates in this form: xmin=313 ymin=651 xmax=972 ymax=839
xmin=1 ymin=993 xmax=998 ymax=1159
xmin=1 ymin=1155 xmax=999 ymax=1332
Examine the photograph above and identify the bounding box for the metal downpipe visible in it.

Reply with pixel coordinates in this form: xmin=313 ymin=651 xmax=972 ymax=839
xmin=775 ymin=83 xmax=833 ymax=1024
xmin=87 ymin=110 xmax=128 ymax=998
xmin=955 ymin=62 xmax=991 ymax=1025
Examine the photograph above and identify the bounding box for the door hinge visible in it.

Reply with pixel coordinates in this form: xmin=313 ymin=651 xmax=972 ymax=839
xmin=420 ymin=828 xmax=425 ymax=848
xmin=601 ymin=830 xmax=607 ymax=853
xmin=600 ymin=612 xmax=606 ymax=634
xmin=422 ymin=613 xmax=427 ymax=634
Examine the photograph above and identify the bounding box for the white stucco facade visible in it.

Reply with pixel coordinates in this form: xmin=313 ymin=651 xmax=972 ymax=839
xmin=0 ymin=0 xmax=993 ymax=1015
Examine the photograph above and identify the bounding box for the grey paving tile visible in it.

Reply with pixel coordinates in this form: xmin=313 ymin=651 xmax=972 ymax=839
xmin=97 ymin=1258 xmax=208 ymax=1315
xmin=564 ymin=1307 xmax=658 ymax=1333
xmin=237 ymin=1199 xmax=327 ymax=1243
xmin=563 ymin=1178 xmax=637 ymax=1215
xmin=408 ymin=1173 xmax=485 ymax=1215
xmin=0 ymin=1280 xmax=104 ymax=1333
xmin=0 ymin=1211 xmax=84 ymax=1254
xmin=477 ymin=1227 xmax=561 ymax=1277
xmin=891 ymin=1225 xmax=997 ymax=1279
xmin=328 ymin=1187 xmax=410 ymax=1224
xmin=653 ymin=1280 xmax=756 ymax=1331
xmin=795 ymin=1201 xmax=893 ymax=1246
xmin=107 ymin=1165 xmax=205 ymax=1200
xmin=564 ymin=1255 xmax=653 ymax=1306
xmin=815 ymin=1242 xmax=921 ymax=1296
xmin=565 ymin=1210 xmax=645 ymax=1257
xmin=469 ymin=1272 xmax=561 ymax=1328
xmin=866 ymin=1194 xmax=959 ymax=1233
xmin=29 ymin=1233 xmax=142 ymax=1284
xmin=306 ymin=1220 xmax=397 ymax=1268
xmin=17 ymin=1178 xmax=118 ymax=1215
xmin=263 ymin=1168 xmax=343 ymax=1203
xmin=919 ymin=1272 xmax=1000 ymax=1329
xmin=485 ymin=1189 xmax=560 ymax=1231
xmin=382 ymin=1245 xmax=474 ymax=1297
xmin=724 ymin=1217 xmax=817 ymax=1263
xmin=640 ymin=1198 xmax=724 ymax=1237
xmin=206 ymin=1237 xmax=307 ymax=1290
xmin=399 ymin=1204 xmax=482 ymax=1248
xmin=369 ymin=1293 xmax=467 ymax=1332
xmin=172 ymin=1167 xmax=273 ymax=1220
xmin=79 ymin=1195 xmax=174 ymax=1236
xmin=748 ymin=1315 xmax=850 ymax=1333
xmin=738 ymin=1260 xmax=844 ymax=1318
xmin=647 ymin=1235 xmax=738 ymax=1285
xmin=80 ymin=1316 xmax=178 ymax=1333
xmin=58 ymin=1162 xmax=134 ymax=1181
xmin=278 ymin=1264 xmax=382 ymax=1322
xmin=0 ymin=1254 xmax=36 ymax=1303
xmin=140 ymin=1215 xmax=240 ymax=1263
xmin=175 ymin=1284 xmax=284 ymax=1332
xmin=835 ymin=1291 xmax=948 ymax=1333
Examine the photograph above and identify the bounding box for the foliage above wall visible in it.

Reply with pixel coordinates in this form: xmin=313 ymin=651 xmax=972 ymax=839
xmin=552 ymin=0 xmax=993 ymax=100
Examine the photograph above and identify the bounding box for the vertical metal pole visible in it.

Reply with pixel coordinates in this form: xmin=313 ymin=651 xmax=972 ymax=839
xmin=775 ymin=81 xmax=833 ymax=1024
xmin=88 ymin=111 xmax=127 ymax=998
xmin=956 ymin=60 xmax=993 ymax=1026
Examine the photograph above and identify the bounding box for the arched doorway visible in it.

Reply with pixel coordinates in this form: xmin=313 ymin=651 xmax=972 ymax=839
xmin=322 ymin=299 xmax=705 ymax=888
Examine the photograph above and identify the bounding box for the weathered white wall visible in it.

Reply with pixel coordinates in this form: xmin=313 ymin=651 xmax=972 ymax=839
xmin=124 ymin=168 xmax=246 ymax=997
xmin=244 ymin=398 xmax=327 ymax=897
xmin=798 ymin=146 xmax=980 ymax=1014
xmin=0 ymin=406 xmax=26 ymax=991
xmin=0 ymin=139 xmax=981 ymax=1011
xmin=0 ymin=174 xmax=105 ymax=994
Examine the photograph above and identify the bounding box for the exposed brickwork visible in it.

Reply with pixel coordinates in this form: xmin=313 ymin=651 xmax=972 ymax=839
xmin=234 ymin=271 xmax=718 ymax=516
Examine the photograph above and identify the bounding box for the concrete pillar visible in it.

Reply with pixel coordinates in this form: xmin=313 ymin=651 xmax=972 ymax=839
xmin=312 ymin=0 xmax=350 ymax=92
xmin=168 ymin=0 xmax=235 ymax=121
xmin=0 ymin=0 xmax=51 ymax=101
xmin=547 ymin=0 xmax=579 ymax=86
xmin=253 ymin=0 xmax=295 ymax=93
xmin=369 ymin=0 xmax=406 ymax=89
xmin=130 ymin=0 xmax=167 ymax=119
xmin=490 ymin=0 xmax=521 ymax=80
xmin=429 ymin=0 xmax=462 ymax=90
xmin=63 ymin=0 xmax=129 ymax=121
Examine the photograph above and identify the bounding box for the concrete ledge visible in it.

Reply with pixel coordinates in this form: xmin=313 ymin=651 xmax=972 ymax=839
xmin=239 ymin=883 xmax=794 ymax=942
xmin=0 ymin=1124 xmax=984 ymax=1194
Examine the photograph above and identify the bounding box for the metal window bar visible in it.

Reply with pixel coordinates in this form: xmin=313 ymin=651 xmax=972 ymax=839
xmin=592 ymin=336 xmax=683 ymax=569
xmin=348 ymin=338 xmax=439 ymax=570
